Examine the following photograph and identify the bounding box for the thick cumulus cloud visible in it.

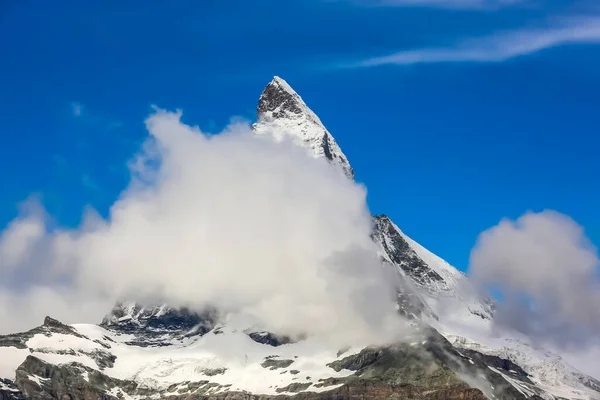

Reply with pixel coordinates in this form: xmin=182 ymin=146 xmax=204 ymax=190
xmin=469 ymin=210 xmax=600 ymax=348
xmin=0 ymin=109 xmax=404 ymax=345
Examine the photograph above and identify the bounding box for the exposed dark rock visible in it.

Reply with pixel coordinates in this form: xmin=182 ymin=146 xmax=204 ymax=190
xmin=328 ymin=348 xmax=382 ymax=372
xmin=202 ymin=368 xmax=227 ymax=377
xmin=0 ymin=317 xmax=85 ymax=350
xmin=257 ymin=78 xmax=303 ymax=119
xmin=254 ymin=77 xmax=354 ymax=180
xmin=100 ymin=303 xmax=218 ymax=346
xmin=15 ymin=356 xmax=130 ymax=400
xmin=275 ymin=382 xmax=312 ymax=393
xmin=0 ymin=379 xmax=25 ymax=400
xmin=459 ymin=349 xmax=530 ymax=381
xmin=260 ymin=359 xmax=294 ymax=370
xmin=162 ymin=383 xmax=488 ymax=400
xmin=84 ymin=350 xmax=117 ymax=370
xmin=325 ymin=328 xmax=538 ymax=400
xmin=248 ymin=332 xmax=291 ymax=347
xmin=373 ymin=215 xmax=444 ymax=286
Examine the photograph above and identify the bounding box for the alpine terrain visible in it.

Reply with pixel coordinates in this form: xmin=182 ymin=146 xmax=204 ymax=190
xmin=1 ymin=77 xmax=599 ymax=400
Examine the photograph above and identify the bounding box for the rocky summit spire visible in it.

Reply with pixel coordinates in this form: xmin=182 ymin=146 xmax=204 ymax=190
xmin=252 ymin=76 xmax=354 ymax=180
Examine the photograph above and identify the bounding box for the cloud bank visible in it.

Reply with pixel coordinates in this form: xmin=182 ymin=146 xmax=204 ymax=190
xmin=0 ymin=108 xmax=404 ymax=346
xmin=355 ymin=16 xmax=600 ymax=67
xmin=469 ymin=210 xmax=600 ymax=348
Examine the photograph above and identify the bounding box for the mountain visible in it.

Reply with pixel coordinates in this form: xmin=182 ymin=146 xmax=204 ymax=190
xmin=253 ymin=76 xmax=354 ymax=180
xmin=1 ymin=77 xmax=599 ymax=400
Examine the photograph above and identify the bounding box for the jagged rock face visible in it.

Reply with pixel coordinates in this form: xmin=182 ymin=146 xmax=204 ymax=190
xmin=0 ymin=379 xmax=25 ymax=400
xmin=372 ymin=214 xmax=496 ymax=323
xmin=100 ymin=302 xmax=217 ymax=345
xmin=253 ymin=76 xmax=354 ymax=180
xmin=373 ymin=215 xmax=444 ymax=288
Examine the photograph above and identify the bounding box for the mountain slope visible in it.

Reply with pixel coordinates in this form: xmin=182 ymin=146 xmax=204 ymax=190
xmin=1 ymin=315 xmax=544 ymax=400
xmin=1 ymin=76 xmax=599 ymax=400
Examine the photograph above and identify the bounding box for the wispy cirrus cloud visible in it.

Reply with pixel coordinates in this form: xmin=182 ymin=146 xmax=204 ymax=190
xmin=355 ymin=16 xmax=600 ymax=67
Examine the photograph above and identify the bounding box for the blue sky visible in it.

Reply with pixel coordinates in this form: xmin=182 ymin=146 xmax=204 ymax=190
xmin=1 ymin=0 xmax=599 ymax=271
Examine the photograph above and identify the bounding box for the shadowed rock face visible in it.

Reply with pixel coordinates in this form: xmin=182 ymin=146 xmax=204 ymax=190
xmin=0 ymin=379 xmax=25 ymax=400
xmin=257 ymin=78 xmax=304 ymax=119
xmin=15 ymin=356 xmax=124 ymax=400
xmin=373 ymin=215 xmax=444 ymax=287
xmin=100 ymin=303 xmax=218 ymax=346
xmin=247 ymin=331 xmax=292 ymax=347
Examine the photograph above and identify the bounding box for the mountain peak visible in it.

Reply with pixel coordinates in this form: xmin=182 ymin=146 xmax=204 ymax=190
xmin=270 ymin=76 xmax=297 ymax=95
xmin=253 ymin=76 xmax=354 ymax=180
xmin=256 ymin=76 xmax=308 ymax=121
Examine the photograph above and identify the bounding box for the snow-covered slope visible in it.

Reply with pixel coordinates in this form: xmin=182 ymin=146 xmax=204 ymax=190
xmin=0 ymin=315 xmax=556 ymax=400
xmin=0 ymin=317 xmax=359 ymax=397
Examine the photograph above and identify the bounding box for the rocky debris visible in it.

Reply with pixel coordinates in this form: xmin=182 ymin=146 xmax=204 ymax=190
xmin=261 ymin=358 xmax=294 ymax=370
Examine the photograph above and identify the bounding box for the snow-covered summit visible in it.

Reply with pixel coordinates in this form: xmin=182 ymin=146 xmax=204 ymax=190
xmin=252 ymin=76 xmax=354 ymax=180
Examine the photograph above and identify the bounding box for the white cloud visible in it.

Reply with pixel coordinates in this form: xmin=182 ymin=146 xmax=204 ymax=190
xmin=469 ymin=210 xmax=600 ymax=348
xmin=0 ymin=108 xmax=405 ymax=346
xmin=356 ymin=16 xmax=600 ymax=67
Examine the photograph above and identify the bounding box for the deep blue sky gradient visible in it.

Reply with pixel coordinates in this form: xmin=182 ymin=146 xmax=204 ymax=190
xmin=1 ymin=0 xmax=598 ymax=271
